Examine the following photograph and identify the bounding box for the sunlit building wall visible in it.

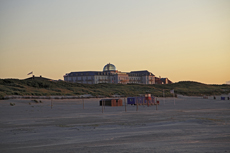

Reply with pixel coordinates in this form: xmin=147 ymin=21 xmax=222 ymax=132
xmin=64 ymin=63 xmax=162 ymax=84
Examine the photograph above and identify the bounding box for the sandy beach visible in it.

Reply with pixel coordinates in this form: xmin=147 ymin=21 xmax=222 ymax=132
xmin=0 ymin=97 xmax=230 ymax=153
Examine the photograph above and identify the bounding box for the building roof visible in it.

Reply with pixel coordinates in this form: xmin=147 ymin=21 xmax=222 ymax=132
xmin=160 ymin=78 xmax=167 ymax=81
xmin=103 ymin=63 xmax=116 ymax=72
xmin=64 ymin=64 xmax=157 ymax=77
xmin=130 ymin=70 xmax=155 ymax=76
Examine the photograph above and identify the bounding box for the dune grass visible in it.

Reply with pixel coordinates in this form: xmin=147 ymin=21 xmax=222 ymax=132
xmin=0 ymin=78 xmax=229 ymax=99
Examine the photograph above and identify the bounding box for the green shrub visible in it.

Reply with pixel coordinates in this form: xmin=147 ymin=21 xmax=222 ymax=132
xmin=0 ymin=79 xmax=229 ymax=97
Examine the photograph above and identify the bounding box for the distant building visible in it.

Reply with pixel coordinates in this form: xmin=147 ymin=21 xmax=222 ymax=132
xmin=155 ymin=76 xmax=173 ymax=84
xmin=64 ymin=63 xmax=171 ymax=84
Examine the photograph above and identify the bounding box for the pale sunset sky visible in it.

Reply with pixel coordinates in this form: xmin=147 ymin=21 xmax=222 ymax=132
xmin=0 ymin=0 xmax=229 ymax=84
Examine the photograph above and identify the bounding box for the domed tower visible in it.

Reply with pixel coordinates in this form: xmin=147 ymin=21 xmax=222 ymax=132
xmin=103 ymin=63 xmax=116 ymax=72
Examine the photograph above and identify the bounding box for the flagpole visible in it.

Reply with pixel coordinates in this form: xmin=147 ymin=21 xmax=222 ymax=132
xmin=170 ymin=89 xmax=175 ymax=105
xmin=173 ymin=93 xmax=175 ymax=105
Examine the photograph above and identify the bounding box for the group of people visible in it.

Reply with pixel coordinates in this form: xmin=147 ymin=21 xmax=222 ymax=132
xmin=213 ymin=96 xmax=230 ymax=100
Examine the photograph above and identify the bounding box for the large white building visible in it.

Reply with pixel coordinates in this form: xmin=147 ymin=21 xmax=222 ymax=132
xmin=64 ymin=63 xmax=156 ymax=84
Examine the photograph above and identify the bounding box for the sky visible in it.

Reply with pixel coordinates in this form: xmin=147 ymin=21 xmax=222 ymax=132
xmin=0 ymin=0 xmax=229 ymax=84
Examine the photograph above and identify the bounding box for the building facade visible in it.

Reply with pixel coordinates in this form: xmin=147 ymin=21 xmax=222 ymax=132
xmin=155 ymin=77 xmax=173 ymax=84
xmin=64 ymin=63 xmax=171 ymax=84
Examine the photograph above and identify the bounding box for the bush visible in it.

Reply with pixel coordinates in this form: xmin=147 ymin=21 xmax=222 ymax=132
xmin=0 ymin=92 xmax=6 ymax=100
xmin=33 ymin=99 xmax=39 ymax=103
xmin=10 ymin=103 xmax=15 ymax=106
xmin=1 ymin=79 xmax=230 ymax=98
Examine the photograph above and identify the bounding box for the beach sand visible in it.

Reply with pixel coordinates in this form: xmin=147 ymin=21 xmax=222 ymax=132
xmin=0 ymin=97 xmax=230 ymax=153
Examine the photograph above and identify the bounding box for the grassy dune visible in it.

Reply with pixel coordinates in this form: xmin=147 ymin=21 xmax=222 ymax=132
xmin=0 ymin=77 xmax=229 ymax=99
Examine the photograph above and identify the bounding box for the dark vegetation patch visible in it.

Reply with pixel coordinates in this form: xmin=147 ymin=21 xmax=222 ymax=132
xmin=0 ymin=78 xmax=229 ymax=99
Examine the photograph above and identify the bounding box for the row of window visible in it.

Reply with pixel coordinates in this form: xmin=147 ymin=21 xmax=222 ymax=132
xmin=65 ymin=76 xmax=155 ymax=81
xmin=130 ymin=78 xmax=141 ymax=80
xmin=66 ymin=76 xmax=112 ymax=81
xmin=69 ymin=72 xmax=112 ymax=76
xmin=65 ymin=79 xmax=155 ymax=84
xmin=68 ymin=73 xmax=154 ymax=77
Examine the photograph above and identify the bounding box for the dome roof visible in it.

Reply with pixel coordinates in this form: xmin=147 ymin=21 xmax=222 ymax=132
xmin=103 ymin=63 xmax=116 ymax=71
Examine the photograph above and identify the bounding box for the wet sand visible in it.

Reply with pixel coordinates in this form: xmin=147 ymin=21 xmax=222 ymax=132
xmin=0 ymin=97 xmax=230 ymax=153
